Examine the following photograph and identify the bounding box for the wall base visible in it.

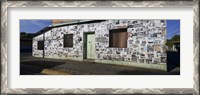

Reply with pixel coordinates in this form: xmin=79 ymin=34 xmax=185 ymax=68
xmin=95 ymin=60 xmax=167 ymax=71
xmin=33 ymin=56 xmax=167 ymax=71
xmin=44 ymin=56 xmax=83 ymax=61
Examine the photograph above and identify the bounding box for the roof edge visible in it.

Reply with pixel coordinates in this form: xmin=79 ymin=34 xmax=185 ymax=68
xmin=33 ymin=20 xmax=106 ymax=37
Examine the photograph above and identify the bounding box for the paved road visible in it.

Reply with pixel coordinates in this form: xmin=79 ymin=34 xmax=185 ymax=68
xmin=20 ymin=53 xmax=180 ymax=75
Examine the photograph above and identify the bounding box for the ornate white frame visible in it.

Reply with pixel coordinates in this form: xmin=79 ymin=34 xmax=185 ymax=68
xmin=1 ymin=1 xmax=199 ymax=95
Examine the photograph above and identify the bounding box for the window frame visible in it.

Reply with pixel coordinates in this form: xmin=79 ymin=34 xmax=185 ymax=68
xmin=63 ymin=34 xmax=73 ymax=48
xmin=109 ymin=28 xmax=128 ymax=48
xmin=37 ymin=40 xmax=44 ymax=50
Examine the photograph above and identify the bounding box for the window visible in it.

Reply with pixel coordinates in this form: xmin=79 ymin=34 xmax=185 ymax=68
xmin=38 ymin=41 xmax=44 ymax=50
xmin=109 ymin=28 xmax=128 ymax=48
xmin=64 ymin=34 xmax=73 ymax=47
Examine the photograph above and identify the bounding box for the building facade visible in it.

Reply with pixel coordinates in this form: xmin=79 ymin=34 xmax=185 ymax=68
xmin=33 ymin=20 xmax=167 ymax=70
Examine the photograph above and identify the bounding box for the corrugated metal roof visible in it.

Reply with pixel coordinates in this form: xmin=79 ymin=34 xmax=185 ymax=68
xmin=34 ymin=20 xmax=106 ymax=37
xmin=50 ymin=20 xmax=95 ymax=27
xmin=52 ymin=20 xmax=78 ymax=25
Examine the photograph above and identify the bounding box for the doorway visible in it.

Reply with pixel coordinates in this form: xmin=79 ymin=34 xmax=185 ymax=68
xmin=83 ymin=32 xmax=95 ymax=60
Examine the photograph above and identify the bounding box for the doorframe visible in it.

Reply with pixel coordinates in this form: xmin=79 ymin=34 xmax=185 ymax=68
xmin=83 ymin=32 xmax=95 ymax=59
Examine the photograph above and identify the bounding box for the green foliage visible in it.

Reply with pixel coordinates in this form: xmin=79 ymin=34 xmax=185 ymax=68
xmin=166 ymin=40 xmax=173 ymax=47
xmin=20 ymin=32 xmax=27 ymax=36
xmin=20 ymin=32 xmax=35 ymax=39
xmin=165 ymin=35 xmax=180 ymax=49
xmin=171 ymin=35 xmax=180 ymax=41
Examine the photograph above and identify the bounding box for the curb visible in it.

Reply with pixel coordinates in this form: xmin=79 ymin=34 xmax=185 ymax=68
xmin=41 ymin=69 xmax=71 ymax=75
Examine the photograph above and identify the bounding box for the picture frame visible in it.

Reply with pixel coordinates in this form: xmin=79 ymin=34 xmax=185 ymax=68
xmin=1 ymin=1 xmax=199 ymax=94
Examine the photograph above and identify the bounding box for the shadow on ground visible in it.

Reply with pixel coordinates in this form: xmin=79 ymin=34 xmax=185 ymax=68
xmin=167 ymin=51 xmax=180 ymax=72
xmin=20 ymin=61 xmax=65 ymax=75
xmin=117 ymin=70 xmax=167 ymax=75
xmin=117 ymin=69 xmax=180 ymax=75
xmin=20 ymin=53 xmax=180 ymax=75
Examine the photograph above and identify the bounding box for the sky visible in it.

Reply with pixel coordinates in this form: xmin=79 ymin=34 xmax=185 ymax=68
xmin=166 ymin=20 xmax=180 ymax=39
xmin=20 ymin=20 xmax=52 ymax=33
xmin=20 ymin=20 xmax=180 ymax=39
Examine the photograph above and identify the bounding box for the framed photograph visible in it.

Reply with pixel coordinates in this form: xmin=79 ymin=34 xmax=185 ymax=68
xmin=1 ymin=1 xmax=199 ymax=94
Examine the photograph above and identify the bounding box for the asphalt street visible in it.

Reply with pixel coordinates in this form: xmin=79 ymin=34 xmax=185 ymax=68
xmin=20 ymin=53 xmax=180 ymax=75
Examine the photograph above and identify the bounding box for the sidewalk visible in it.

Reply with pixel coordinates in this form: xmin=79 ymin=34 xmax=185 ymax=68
xmin=20 ymin=53 xmax=180 ymax=75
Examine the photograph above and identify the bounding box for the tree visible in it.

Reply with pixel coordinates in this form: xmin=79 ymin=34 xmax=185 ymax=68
xmin=20 ymin=32 xmax=27 ymax=36
xmin=166 ymin=39 xmax=173 ymax=48
xmin=165 ymin=35 xmax=180 ymax=50
xmin=171 ymin=35 xmax=180 ymax=41
xmin=20 ymin=32 xmax=35 ymax=38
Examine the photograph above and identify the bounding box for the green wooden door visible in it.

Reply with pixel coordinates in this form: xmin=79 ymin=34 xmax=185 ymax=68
xmin=87 ymin=34 xmax=95 ymax=59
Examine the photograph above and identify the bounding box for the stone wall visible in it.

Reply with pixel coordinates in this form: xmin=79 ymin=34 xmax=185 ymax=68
xmin=33 ymin=20 xmax=166 ymax=64
xmin=32 ymin=34 xmax=43 ymax=57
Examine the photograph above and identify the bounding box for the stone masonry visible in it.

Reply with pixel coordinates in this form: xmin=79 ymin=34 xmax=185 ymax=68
xmin=33 ymin=20 xmax=166 ymax=64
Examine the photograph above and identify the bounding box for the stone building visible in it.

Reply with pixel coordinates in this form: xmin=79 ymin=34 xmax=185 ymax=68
xmin=32 ymin=20 xmax=167 ymax=70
